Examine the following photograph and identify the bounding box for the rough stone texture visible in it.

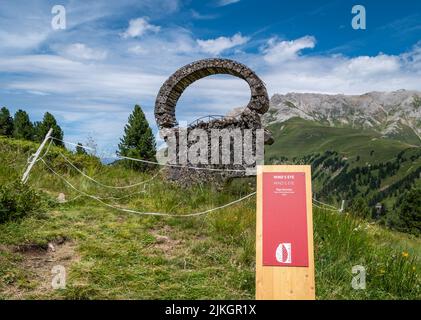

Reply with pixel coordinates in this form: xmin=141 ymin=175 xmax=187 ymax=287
xmin=154 ymin=58 xmax=273 ymax=185
xmin=155 ymin=58 xmax=270 ymax=129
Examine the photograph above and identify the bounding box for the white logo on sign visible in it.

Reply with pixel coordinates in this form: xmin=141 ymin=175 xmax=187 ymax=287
xmin=276 ymin=243 xmax=292 ymax=264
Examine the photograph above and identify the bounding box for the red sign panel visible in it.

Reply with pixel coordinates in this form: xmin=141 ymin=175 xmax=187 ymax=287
xmin=262 ymin=172 xmax=309 ymax=267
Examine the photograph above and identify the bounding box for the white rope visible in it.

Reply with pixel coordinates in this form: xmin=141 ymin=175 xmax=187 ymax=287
xmin=44 ymin=138 xmax=341 ymax=214
xmin=313 ymin=202 xmax=339 ymax=212
xmin=313 ymin=198 xmax=337 ymax=209
xmin=40 ymin=158 xmax=256 ymax=217
xmin=58 ymin=151 xmax=163 ymax=189
xmin=117 ymin=154 xmax=247 ymax=173
xmin=59 ymin=188 xmax=147 ymax=203
xmin=62 ymin=194 xmax=83 ymax=203
xmin=53 ymin=137 xmax=248 ymax=173
xmin=51 ymin=137 xmax=96 ymax=151
xmin=37 ymin=137 xmax=54 ymax=162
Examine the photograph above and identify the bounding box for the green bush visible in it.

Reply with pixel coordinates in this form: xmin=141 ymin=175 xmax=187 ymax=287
xmin=0 ymin=181 xmax=43 ymax=223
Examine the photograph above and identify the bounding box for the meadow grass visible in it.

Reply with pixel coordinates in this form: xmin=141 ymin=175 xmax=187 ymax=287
xmin=0 ymin=137 xmax=419 ymax=300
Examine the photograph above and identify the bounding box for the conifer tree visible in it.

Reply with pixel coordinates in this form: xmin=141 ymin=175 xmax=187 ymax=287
xmin=0 ymin=107 xmax=14 ymax=137
xmin=398 ymin=188 xmax=420 ymax=235
xmin=118 ymin=105 xmax=156 ymax=171
xmin=36 ymin=112 xmax=64 ymax=147
xmin=13 ymin=110 xmax=34 ymax=140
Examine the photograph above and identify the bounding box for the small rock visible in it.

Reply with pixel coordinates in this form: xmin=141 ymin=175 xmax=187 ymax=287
xmin=48 ymin=243 xmax=56 ymax=252
xmin=57 ymin=193 xmax=66 ymax=203
xmin=155 ymin=235 xmax=169 ymax=244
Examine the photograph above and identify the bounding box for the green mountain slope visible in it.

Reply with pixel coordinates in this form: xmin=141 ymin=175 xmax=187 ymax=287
xmin=265 ymin=118 xmax=421 ymax=229
xmin=266 ymin=117 xmax=416 ymax=164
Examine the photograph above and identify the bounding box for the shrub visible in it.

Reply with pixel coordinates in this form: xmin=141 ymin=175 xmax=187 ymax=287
xmin=0 ymin=181 xmax=43 ymax=223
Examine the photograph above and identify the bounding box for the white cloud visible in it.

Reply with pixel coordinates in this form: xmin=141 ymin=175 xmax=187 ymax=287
xmin=263 ymin=36 xmax=316 ymax=64
xmin=217 ymin=0 xmax=241 ymax=6
xmin=0 ymin=54 xmax=165 ymax=98
xmin=335 ymin=54 xmax=400 ymax=76
xmin=257 ymin=42 xmax=421 ymax=95
xmin=197 ymin=33 xmax=249 ymax=55
xmin=60 ymin=43 xmax=108 ymax=61
xmin=128 ymin=45 xmax=149 ymax=55
xmin=191 ymin=10 xmax=218 ymax=20
xmin=126 ymin=29 xmax=198 ymax=58
xmin=0 ymin=31 xmax=48 ymax=50
xmin=122 ymin=17 xmax=161 ymax=38
xmin=401 ymin=42 xmax=421 ymax=72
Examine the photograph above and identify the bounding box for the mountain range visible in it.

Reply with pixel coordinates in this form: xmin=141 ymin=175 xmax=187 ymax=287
xmin=264 ymin=89 xmax=421 ymax=146
xmin=260 ymin=90 xmax=420 ymax=231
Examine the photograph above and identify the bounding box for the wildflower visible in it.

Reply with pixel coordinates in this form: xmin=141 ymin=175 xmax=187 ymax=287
xmin=402 ymin=251 xmax=409 ymax=258
xmin=413 ymin=266 xmax=416 ymax=272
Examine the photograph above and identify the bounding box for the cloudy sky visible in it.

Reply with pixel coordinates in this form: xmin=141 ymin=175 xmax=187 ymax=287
xmin=1 ymin=0 xmax=421 ymax=154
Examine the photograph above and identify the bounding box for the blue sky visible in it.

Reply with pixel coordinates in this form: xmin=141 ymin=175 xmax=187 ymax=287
xmin=1 ymin=0 xmax=421 ymax=155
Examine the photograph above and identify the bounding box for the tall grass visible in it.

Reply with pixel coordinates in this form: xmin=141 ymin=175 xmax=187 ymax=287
xmin=0 ymin=137 xmax=419 ymax=299
xmin=314 ymin=209 xmax=420 ymax=299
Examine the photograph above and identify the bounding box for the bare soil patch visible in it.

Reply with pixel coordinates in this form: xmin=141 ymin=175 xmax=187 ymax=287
xmin=1 ymin=236 xmax=80 ymax=298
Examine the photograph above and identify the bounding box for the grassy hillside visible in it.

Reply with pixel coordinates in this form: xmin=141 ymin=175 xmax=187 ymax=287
xmin=266 ymin=117 xmax=417 ymax=165
xmin=265 ymin=118 xmax=421 ymax=227
xmin=0 ymin=137 xmax=420 ymax=299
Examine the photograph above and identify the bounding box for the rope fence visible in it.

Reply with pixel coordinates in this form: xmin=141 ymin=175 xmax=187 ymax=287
xmin=25 ymin=135 xmax=343 ymax=217
xmin=312 ymin=198 xmax=338 ymax=210
xmin=52 ymin=137 xmax=248 ymax=173
xmin=58 ymin=151 xmax=164 ymax=189
xmin=40 ymin=157 xmax=256 ymax=218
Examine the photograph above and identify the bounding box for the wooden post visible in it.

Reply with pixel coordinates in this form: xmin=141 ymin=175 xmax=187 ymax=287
xmin=21 ymin=128 xmax=53 ymax=184
xmin=339 ymin=200 xmax=345 ymax=213
xmin=256 ymin=165 xmax=315 ymax=300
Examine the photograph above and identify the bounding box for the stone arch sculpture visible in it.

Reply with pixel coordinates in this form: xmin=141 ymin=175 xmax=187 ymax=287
xmin=154 ymin=58 xmax=273 ymax=184
xmin=155 ymin=58 xmax=270 ymax=129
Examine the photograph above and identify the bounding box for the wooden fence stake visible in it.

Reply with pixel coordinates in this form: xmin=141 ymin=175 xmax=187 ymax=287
xmin=21 ymin=128 xmax=53 ymax=184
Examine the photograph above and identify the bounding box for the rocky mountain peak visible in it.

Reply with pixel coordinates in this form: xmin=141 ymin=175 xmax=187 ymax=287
xmin=264 ymin=90 xmax=421 ymax=144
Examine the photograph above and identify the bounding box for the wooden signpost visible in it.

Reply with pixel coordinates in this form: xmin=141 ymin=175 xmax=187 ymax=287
xmin=256 ymin=165 xmax=315 ymax=300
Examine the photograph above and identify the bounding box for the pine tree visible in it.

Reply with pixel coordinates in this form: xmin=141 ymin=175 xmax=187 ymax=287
xmin=13 ymin=110 xmax=34 ymax=141
xmin=0 ymin=107 xmax=14 ymax=137
xmin=118 ymin=105 xmax=156 ymax=171
xmin=33 ymin=121 xmax=42 ymax=141
xmin=398 ymin=188 xmax=420 ymax=235
xmin=36 ymin=112 xmax=64 ymax=147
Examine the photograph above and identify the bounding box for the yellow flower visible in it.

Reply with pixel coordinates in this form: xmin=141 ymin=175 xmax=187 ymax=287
xmin=380 ymin=269 xmax=385 ymax=274
xmin=413 ymin=266 xmax=416 ymax=272
xmin=402 ymin=251 xmax=409 ymax=258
